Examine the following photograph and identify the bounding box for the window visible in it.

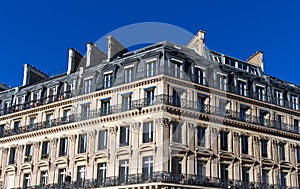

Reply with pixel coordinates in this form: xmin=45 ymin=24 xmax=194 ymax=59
xmin=237 ymin=80 xmax=247 ymax=96
xmin=17 ymin=96 xmax=24 ymax=110
xmin=279 ymin=143 xmax=285 ymax=161
xmin=59 ymin=137 xmax=68 ymax=156
xmin=197 ymin=95 xmax=206 ymax=112
xmin=220 ymin=163 xmax=229 ymax=182
xmin=274 ymin=90 xmax=283 ymax=106
xmin=124 ymin=67 xmax=133 ymax=83
xmin=3 ymin=101 xmax=10 ymax=114
xmin=100 ymin=99 xmax=110 ymax=116
xmin=197 ymin=127 xmax=206 ymax=147
xmin=32 ymin=92 xmax=40 ymax=102
xmin=216 ymin=74 xmax=227 ymax=90
xmin=120 ymin=126 xmax=130 ymax=147
xmin=294 ymin=119 xmax=299 ymax=133
xmin=81 ymin=104 xmax=90 ymax=120
xmin=0 ymin=124 xmax=4 ymax=138
xmin=171 ymin=157 xmax=182 ymax=174
xmin=97 ymin=163 xmax=107 ymax=186
xmin=119 ymin=159 xmax=129 ymax=183
xmin=194 ymin=67 xmax=204 ymax=85
xmin=218 ymin=100 xmax=228 ymax=115
xmin=14 ymin=121 xmax=20 ymax=134
xmin=142 ymin=156 xmax=153 ymax=180
xmin=24 ymin=144 xmax=33 ymax=162
xmin=143 ymin=122 xmax=153 ymax=143
xmin=23 ymin=173 xmax=31 ymax=188
xmin=78 ymin=134 xmax=87 ymax=154
xmin=276 ymin=114 xmax=282 ymax=129
xmin=84 ymin=79 xmax=92 ymax=94
xmin=48 ymin=87 xmax=56 ymax=102
xmin=220 ymin=131 xmax=228 ymax=151
xmin=104 ymin=73 xmax=113 ymax=89
xmin=29 ymin=117 xmax=36 ymax=129
xmin=58 ymin=168 xmax=66 ymax=186
xmin=41 ymin=141 xmax=50 ymax=159
xmin=261 ymin=139 xmax=268 ymax=158
xmin=46 ymin=113 xmax=54 ymax=126
xmin=77 ymin=166 xmax=86 ymax=182
xmin=173 ymin=62 xmax=183 ymax=78
xmin=241 ymin=135 xmax=248 ymax=154
xmin=172 ymin=89 xmax=181 ymax=107
xmin=262 ymin=170 xmax=269 ymax=186
xmin=297 ymin=147 xmax=300 ymax=163
xmin=98 ymin=130 xmax=107 ymax=150
xmin=63 ymin=109 xmax=71 ymax=123
xmin=172 ymin=122 xmax=182 ymax=143
xmin=291 ymin=95 xmax=298 ymax=110
xmin=9 ymin=147 xmax=16 ymax=164
xmin=145 ymin=87 xmax=155 ymax=106
xmin=146 ymin=60 xmax=157 ymax=77
xmin=259 ymin=110 xmax=268 ymax=126
xmin=40 ymin=171 xmax=48 ymax=186
xmin=280 ymin=172 xmax=287 ymax=188
xmin=240 ymin=106 xmax=247 ymax=121
xmin=256 ymin=86 xmax=264 ymax=101
xmin=122 ymin=93 xmax=132 ymax=111
xmin=242 ymin=167 xmax=250 ymax=183
xmin=197 ymin=160 xmax=206 ymax=177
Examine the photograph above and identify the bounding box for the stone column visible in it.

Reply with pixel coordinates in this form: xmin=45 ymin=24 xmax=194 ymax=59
xmin=210 ymin=127 xmax=218 ymax=178
xmin=49 ymin=138 xmax=58 ymax=184
xmin=108 ymin=127 xmax=117 ymax=177
xmin=187 ymin=123 xmax=196 ymax=175
xmin=68 ymin=135 xmax=77 ymax=178
xmin=155 ymin=118 xmax=170 ymax=172
xmin=31 ymin=142 xmax=41 ymax=186
xmin=87 ymin=130 xmax=96 ymax=179
xmin=233 ymin=132 xmax=240 ymax=180
xmin=15 ymin=145 xmax=24 ymax=187
xmin=130 ymin=123 xmax=140 ymax=175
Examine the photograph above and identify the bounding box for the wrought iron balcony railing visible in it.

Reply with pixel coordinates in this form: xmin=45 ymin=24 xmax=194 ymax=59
xmin=10 ymin=172 xmax=296 ymax=189
xmin=0 ymin=94 xmax=299 ymax=138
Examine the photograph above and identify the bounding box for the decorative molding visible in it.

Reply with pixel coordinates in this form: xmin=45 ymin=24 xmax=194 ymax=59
xmin=109 ymin=127 xmax=118 ymax=135
xmin=155 ymin=117 xmax=170 ymax=128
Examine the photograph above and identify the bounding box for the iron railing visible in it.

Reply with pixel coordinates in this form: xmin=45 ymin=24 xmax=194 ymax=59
xmin=1 ymin=94 xmax=299 ymax=138
xmin=11 ymin=172 xmax=296 ymax=189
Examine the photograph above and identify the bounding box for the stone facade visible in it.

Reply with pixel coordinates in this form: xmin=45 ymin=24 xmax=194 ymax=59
xmin=0 ymin=30 xmax=300 ymax=189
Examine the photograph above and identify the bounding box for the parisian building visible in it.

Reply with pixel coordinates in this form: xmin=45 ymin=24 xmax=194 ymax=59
xmin=0 ymin=30 xmax=300 ymax=189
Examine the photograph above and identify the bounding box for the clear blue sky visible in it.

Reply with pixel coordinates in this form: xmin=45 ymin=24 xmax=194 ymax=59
xmin=0 ymin=0 xmax=299 ymax=87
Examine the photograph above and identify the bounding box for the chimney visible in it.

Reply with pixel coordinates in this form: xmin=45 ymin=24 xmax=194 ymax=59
xmin=0 ymin=83 xmax=8 ymax=91
xmin=85 ymin=43 xmax=107 ymax=68
xmin=246 ymin=51 xmax=264 ymax=72
xmin=86 ymin=42 xmax=93 ymax=67
xmin=107 ymin=36 xmax=127 ymax=60
xmin=67 ymin=48 xmax=83 ymax=74
xmin=187 ymin=30 xmax=206 ymax=57
xmin=22 ymin=64 xmax=48 ymax=86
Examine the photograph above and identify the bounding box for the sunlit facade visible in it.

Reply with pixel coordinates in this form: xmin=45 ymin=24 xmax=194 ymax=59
xmin=0 ymin=31 xmax=300 ymax=189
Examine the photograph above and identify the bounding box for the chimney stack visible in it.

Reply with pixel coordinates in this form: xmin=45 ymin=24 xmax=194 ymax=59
xmin=107 ymin=36 xmax=127 ymax=60
xmin=246 ymin=51 xmax=264 ymax=72
xmin=22 ymin=64 xmax=48 ymax=86
xmin=187 ymin=30 xmax=206 ymax=57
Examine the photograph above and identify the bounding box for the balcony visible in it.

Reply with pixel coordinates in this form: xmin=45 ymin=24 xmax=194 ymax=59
xmin=0 ymin=91 xmax=74 ymax=116
xmin=0 ymin=95 xmax=298 ymax=139
xmin=10 ymin=172 xmax=293 ymax=189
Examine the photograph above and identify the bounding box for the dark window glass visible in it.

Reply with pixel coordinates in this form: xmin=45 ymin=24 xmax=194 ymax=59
xmin=143 ymin=122 xmax=153 ymax=143
xmin=172 ymin=122 xmax=182 ymax=143
xmin=97 ymin=163 xmax=107 ymax=186
xmin=120 ymin=126 xmax=130 ymax=147
xmin=119 ymin=159 xmax=129 ymax=183
xmin=197 ymin=127 xmax=206 ymax=147
xmin=261 ymin=140 xmax=268 ymax=158
xmin=78 ymin=134 xmax=87 ymax=154
xmin=142 ymin=156 xmax=153 ymax=180
xmin=59 ymin=138 xmax=68 ymax=156
xmin=241 ymin=135 xmax=248 ymax=154
xmin=98 ymin=130 xmax=107 ymax=150
xmin=220 ymin=131 xmax=228 ymax=151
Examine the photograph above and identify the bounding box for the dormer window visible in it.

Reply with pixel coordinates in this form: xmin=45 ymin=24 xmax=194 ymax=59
xmin=291 ymin=95 xmax=298 ymax=110
xmin=194 ymin=66 xmax=205 ymax=85
xmin=124 ymin=66 xmax=134 ymax=83
xmin=146 ymin=59 xmax=157 ymax=77
xmin=84 ymin=78 xmax=92 ymax=94
xmin=31 ymin=91 xmax=40 ymax=106
xmin=48 ymin=87 xmax=57 ymax=103
xmin=171 ymin=58 xmax=183 ymax=78
xmin=104 ymin=72 xmax=113 ymax=89
xmin=274 ymin=90 xmax=283 ymax=106
xmin=216 ymin=73 xmax=227 ymax=91
xmin=237 ymin=79 xmax=247 ymax=96
xmin=256 ymin=85 xmax=265 ymax=101
xmin=3 ymin=101 xmax=10 ymax=114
